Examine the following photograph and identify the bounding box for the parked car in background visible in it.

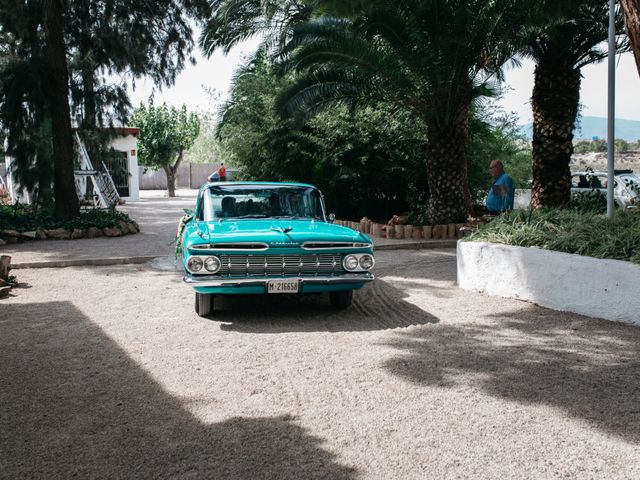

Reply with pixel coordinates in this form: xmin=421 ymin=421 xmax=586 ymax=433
xmin=571 ymin=169 xmax=640 ymax=209
xmin=180 ymin=182 xmax=375 ymax=316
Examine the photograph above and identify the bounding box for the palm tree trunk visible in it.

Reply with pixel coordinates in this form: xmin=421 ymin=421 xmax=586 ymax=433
xmin=43 ymin=0 xmax=79 ymax=220
xmin=622 ymin=0 xmax=640 ymax=78
xmin=531 ymin=60 xmax=581 ymax=209
xmin=425 ymin=118 xmax=472 ymax=224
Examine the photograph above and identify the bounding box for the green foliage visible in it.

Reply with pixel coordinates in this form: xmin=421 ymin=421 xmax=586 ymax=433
xmin=468 ymin=209 xmax=640 ymax=264
xmin=132 ymin=103 xmax=201 ymax=169
xmin=574 ymin=138 xmax=638 ymax=153
xmin=468 ymin=108 xmax=532 ymax=204
xmin=184 ymin=113 xmax=221 ymax=163
xmin=570 ymin=191 xmax=607 ymax=213
xmin=0 ymin=203 xmax=134 ymax=232
xmin=217 ymin=51 xmax=427 ymax=221
xmin=574 ymin=139 xmax=607 ymax=153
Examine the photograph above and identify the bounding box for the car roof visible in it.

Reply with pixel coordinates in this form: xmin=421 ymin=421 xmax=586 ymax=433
xmin=202 ymin=181 xmax=317 ymax=189
xmin=573 ymin=170 xmax=636 ymax=176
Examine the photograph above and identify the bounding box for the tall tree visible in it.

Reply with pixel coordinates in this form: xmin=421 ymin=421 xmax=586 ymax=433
xmin=0 ymin=0 xmax=208 ymax=217
xmin=43 ymin=0 xmax=78 ymax=219
xmin=275 ymin=0 xmax=530 ymax=224
xmin=132 ymin=104 xmax=200 ymax=197
xmin=621 ymin=0 xmax=640 ymax=77
xmin=523 ymin=0 xmax=628 ymax=209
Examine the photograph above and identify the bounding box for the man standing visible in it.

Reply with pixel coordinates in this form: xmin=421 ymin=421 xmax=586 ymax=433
xmin=485 ymin=159 xmax=515 ymax=214
xmin=218 ymin=162 xmax=227 ymax=182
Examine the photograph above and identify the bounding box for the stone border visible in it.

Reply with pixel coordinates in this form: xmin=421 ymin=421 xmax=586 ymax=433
xmin=0 ymin=221 xmax=139 ymax=245
xmin=457 ymin=240 xmax=640 ymax=326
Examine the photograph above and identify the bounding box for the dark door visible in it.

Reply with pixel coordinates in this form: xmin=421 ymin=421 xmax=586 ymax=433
xmin=104 ymin=150 xmax=130 ymax=197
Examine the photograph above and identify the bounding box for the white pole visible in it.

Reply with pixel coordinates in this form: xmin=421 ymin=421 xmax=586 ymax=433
xmin=607 ymin=0 xmax=616 ymax=219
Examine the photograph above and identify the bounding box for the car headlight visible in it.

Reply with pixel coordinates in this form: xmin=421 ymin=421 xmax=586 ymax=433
xmin=359 ymin=254 xmax=375 ymax=270
xmin=187 ymin=256 xmax=204 ymax=272
xmin=343 ymin=254 xmax=360 ymax=271
xmin=204 ymin=256 xmax=221 ymax=273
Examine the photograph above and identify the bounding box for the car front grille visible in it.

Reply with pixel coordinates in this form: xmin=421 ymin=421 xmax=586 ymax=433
xmin=217 ymin=254 xmax=343 ymax=277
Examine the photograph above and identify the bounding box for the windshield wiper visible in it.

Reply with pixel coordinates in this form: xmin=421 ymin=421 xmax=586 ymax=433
xmin=234 ymin=214 xmax=268 ymax=219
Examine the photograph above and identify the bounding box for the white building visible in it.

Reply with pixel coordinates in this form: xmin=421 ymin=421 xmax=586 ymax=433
xmin=3 ymin=127 xmax=140 ymax=203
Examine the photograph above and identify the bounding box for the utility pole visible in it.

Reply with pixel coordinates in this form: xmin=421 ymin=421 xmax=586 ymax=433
xmin=607 ymin=0 xmax=616 ymax=219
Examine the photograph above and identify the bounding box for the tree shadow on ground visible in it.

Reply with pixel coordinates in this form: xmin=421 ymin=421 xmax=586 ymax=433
xmin=0 ymin=302 xmax=357 ymax=479
xmin=381 ymin=304 xmax=640 ymax=444
xmin=215 ymin=279 xmax=439 ymax=333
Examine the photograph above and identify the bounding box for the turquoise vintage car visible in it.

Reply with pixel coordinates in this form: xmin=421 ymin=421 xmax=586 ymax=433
xmin=181 ymin=182 xmax=375 ymax=316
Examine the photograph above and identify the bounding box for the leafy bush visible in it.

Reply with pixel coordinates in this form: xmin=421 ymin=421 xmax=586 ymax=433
xmin=0 ymin=204 xmax=134 ymax=232
xmin=569 ymin=190 xmax=607 ymax=213
xmin=467 ymin=209 xmax=640 ymax=264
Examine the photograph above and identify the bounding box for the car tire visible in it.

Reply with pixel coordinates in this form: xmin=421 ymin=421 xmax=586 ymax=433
xmin=329 ymin=290 xmax=353 ymax=309
xmin=195 ymin=292 xmax=214 ymax=317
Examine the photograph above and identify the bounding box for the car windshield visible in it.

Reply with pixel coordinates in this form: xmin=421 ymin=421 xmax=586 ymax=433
xmin=203 ymin=184 xmax=325 ymax=221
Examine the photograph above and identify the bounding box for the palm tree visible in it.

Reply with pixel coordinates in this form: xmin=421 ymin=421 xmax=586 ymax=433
xmin=199 ymin=0 xmax=315 ymax=56
xmin=621 ymin=0 xmax=640 ymax=78
xmin=523 ymin=0 xmax=628 ymax=209
xmin=276 ymin=0 xmax=530 ymax=224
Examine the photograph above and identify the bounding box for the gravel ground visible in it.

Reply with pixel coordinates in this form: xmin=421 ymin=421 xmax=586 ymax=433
xmin=1 ymin=249 xmax=640 ymax=479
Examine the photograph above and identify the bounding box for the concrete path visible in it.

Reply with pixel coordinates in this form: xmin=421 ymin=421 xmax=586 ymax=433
xmin=2 ymin=190 xmax=455 ymax=268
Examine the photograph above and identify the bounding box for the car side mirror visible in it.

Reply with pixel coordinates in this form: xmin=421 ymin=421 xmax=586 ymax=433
xmin=183 ymin=208 xmax=194 ymax=216
xmin=328 ymin=213 xmax=336 ymax=223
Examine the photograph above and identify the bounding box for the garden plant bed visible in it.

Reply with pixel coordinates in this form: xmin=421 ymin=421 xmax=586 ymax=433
xmin=458 ymin=209 xmax=640 ymax=325
xmin=0 ymin=204 xmax=139 ymax=245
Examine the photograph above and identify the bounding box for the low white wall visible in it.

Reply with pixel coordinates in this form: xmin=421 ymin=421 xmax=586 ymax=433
xmin=457 ymin=241 xmax=640 ymax=326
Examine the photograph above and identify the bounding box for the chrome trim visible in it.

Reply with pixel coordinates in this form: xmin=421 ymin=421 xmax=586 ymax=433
xmin=301 ymin=242 xmax=372 ymax=250
xmin=183 ymin=272 xmax=374 ymax=287
xmin=191 ymin=242 xmax=269 ymax=252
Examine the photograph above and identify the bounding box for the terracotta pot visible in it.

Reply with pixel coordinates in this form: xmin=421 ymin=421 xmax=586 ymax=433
xmin=422 ymin=226 xmax=432 ymax=240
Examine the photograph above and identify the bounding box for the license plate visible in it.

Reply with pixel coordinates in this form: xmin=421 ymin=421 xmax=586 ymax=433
xmin=267 ymin=279 xmax=299 ymax=294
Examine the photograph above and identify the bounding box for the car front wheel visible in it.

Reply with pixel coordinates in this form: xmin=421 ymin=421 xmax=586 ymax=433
xmin=195 ymin=292 xmax=214 ymax=317
xmin=329 ymin=290 xmax=353 ymax=309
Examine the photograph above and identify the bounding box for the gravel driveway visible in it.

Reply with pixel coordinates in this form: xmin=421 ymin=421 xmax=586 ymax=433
xmin=2 ymin=249 xmax=639 ymax=479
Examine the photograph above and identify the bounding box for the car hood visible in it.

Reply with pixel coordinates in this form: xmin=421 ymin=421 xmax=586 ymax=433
xmin=185 ymin=219 xmax=371 ymax=247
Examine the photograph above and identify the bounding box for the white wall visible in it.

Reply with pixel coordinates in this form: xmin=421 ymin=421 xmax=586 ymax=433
xmin=457 ymin=241 xmax=640 ymax=326
xmin=110 ymin=134 xmax=139 ymax=201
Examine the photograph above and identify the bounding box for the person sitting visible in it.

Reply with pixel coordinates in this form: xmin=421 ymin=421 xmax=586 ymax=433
xmin=485 ymin=159 xmax=515 ymax=214
xmin=208 ymin=170 xmax=220 ymax=183
xmin=220 ymin=196 xmax=236 ymax=217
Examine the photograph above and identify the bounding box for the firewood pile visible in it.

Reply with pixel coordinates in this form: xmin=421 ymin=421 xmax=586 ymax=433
xmin=334 ymin=216 xmax=472 ymax=240
xmin=0 ymin=255 xmax=13 ymax=298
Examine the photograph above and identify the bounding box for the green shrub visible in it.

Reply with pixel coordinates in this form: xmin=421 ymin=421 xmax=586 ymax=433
xmin=467 ymin=209 xmax=640 ymax=264
xmin=0 ymin=204 xmax=134 ymax=232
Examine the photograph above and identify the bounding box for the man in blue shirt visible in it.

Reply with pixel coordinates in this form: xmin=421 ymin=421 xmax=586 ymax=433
xmin=485 ymin=160 xmax=514 ymax=214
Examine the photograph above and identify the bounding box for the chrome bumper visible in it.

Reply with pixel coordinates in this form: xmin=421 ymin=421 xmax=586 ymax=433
xmin=183 ymin=272 xmax=374 ymax=287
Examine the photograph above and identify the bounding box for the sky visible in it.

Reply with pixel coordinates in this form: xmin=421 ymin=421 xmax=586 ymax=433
xmin=128 ymin=39 xmax=640 ymax=126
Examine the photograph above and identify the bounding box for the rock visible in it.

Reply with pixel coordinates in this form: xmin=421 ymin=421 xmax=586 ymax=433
xmin=86 ymin=227 xmax=103 ymax=238
xmin=127 ymin=223 xmax=138 ymax=234
xmin=0 ymin=238 xmax=5 ymax=246
xmin=36 ymin=228 xmax=47 ymax=240
xmin=20 ymin=231 xmax=38 ymax=239
xmin=0 ymin=286 xmax=11 ymax=298
xmin=71 ymin=229 xmax=86 ymax=239
xmin=102 ymin=226 xmax=122 ymax=237
xmin=2 ymin=236 xmax=18 ymax=244
xmin=44 ymin=228 xmax=71 ymax=240
xmin=0 ymin=229 xmax=20 ymax=239
xmin=132 ymin=222 xmax=140 ymax=232
xmin=0 ymin=255 xmax=11 ymax=280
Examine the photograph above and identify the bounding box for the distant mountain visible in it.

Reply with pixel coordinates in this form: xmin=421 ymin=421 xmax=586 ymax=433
xmin=519 ymin=116 xmax=640 ymax=142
